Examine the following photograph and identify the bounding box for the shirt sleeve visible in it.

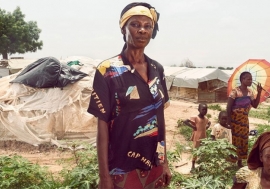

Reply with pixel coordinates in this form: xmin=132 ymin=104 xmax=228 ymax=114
xmin=159 ymin=66 xmax=170 ymax=109
xmin=229 ymin=88 xmax=237 ymax=99
xmin=87 ymin=67 xmax=112 ymax=122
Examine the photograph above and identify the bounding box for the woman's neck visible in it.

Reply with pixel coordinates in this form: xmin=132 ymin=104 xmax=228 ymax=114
xmin=261 ymin=168 xmax=270 ymax=181
xmin=124 ymin=47 xmax=145 ymax=65
xmin=240 ymin=84 xmax=248 ymax=90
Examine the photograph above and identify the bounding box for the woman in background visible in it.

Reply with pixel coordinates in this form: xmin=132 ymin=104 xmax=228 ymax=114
xmin=227 ymin=71 xmax=262 ymax=167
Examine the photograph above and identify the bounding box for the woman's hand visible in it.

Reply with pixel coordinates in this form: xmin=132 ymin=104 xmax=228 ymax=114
xmin=257 ymin=82 xmax=263 ymax=93
xmin=98 ymin=176 xmax=114 ymax=189
xmin=163 ymin=162 xmax=172 ymax=187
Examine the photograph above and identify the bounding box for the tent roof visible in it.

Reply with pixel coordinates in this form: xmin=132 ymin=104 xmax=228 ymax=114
xmin=172 ymin=68 xmax=230 ymax=88
xmin=163 ymin=66 xmax=190 ymax=76
xmin=221 ymin=69 xmax=234 ymax=76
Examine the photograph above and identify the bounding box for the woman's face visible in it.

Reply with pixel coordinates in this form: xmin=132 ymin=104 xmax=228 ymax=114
xmin=260 ymin=146 xmax=270 ymax=175
xmin=241 ymin=73 xmax=253 ymax=87
xmin=122 ymin=15 xmax=153 ymax=49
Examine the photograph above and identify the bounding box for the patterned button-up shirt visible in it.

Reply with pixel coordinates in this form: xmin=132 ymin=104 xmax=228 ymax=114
xmin=87 ymin=51 xmax=169 ymax=174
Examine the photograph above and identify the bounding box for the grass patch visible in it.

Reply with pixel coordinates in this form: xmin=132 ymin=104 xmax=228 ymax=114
xmin=249 ymin=105 xmax=270 ymax=121
xmin=177 ymin=119 xmax=193 ymax=141
xmin=208 ymin=104 xmax=223 ymax=111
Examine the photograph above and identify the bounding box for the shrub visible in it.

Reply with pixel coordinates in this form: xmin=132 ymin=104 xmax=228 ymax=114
xmin=0 ymin=155 xmax=59 ymax=189
xmin=177 ymin=119 xmax=193 ymax=141
xmin=167 ymin=142 xmax=186 ymax=188
xmin=58 ymin=142 xmax=99 ymax=189
xmin=182 ymin=175 xmax=225 ymax=189
xmin=181 ymin=138 xmax=238 ymax=188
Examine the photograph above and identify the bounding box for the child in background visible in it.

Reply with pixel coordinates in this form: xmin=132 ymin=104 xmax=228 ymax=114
xmin=184 ymin=103 xmax=211 ymax=171
xmin=211 ymin=111 xmax=232 ymax=144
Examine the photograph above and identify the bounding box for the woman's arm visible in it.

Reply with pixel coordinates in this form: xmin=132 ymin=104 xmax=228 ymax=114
xmin=226 ymin=97 xmax=234 ymax=125
xmin=97 ymin=118 xmax=114 ymax=189
xmin=251 ymin=83 xmax=262 ymax=108
xmin=163 ymin=124 xmax=171 ymax=187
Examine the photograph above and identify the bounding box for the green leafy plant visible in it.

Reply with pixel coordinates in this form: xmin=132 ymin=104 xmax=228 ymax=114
xmin=177 ymin=119 xmax=193 ymax=141
xmin=58 ymin=141 xmax=99 ymax=189
xmin=166 ymin=142 xmax=186 ymax=189
xmin=181 ymin=138 xmax=238 ymax=188
xmin=182 ymin=175 xmax=225 ymax=189
xmin=206 ymin=113 xmax=211 ymax=119
xmin=0 ymin=155 xmax=60 ymax=189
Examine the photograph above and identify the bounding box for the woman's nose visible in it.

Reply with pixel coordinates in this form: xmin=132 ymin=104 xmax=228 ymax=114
xmin=138 ymin=27 xmax=147 ymax=33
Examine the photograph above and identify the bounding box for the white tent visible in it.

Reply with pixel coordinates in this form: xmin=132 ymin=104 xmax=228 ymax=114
xmin=172 ymin=68 xmax=230 ymax=88
xmin=163 ymin=66 xmax=190 ymax=90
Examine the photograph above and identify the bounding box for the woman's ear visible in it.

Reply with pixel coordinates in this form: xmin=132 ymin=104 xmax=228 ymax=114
xmin=121 ymin=28 xmax=126 ymax=35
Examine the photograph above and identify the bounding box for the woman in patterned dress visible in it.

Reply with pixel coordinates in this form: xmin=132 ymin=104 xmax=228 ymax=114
xmin=231 ymin=132 xmax=270 ymax=189
xmin=227 ymin=71 xmax=262 ymax=167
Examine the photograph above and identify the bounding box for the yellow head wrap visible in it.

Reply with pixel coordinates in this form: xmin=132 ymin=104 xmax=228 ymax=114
xmin=119 ymin=5 xmax=158 ymax=29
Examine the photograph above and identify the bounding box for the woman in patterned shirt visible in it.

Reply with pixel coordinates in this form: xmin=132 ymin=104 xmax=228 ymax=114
xmin=227 ymin=71 xmax=262 ymax=167
xmin=87 ymin=2 xmax=171 ymax=189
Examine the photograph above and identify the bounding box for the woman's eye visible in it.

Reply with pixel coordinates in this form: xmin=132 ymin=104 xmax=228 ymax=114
xmin=131 ymin=23 xmax=140 ymax=28
xmin=144 ymin=25 xmax=152 ymax=30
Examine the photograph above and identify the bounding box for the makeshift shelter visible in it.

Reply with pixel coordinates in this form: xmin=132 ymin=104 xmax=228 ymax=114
xmin=168 ymin=68 xmax=230 ymax=102
xmin=163 ymin=66 xmax=190 ymax=90
xmin=0 ymin=56 xmax=98 ymax=147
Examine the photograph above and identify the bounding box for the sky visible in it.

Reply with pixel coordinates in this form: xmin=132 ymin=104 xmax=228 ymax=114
xmin=1 ymin=0 xmax=270 ymax=68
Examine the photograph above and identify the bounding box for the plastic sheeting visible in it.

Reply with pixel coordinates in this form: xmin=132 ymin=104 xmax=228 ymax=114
xmin=163 ymin=66 xmax=191 ymax=90
xmin=0 ymin=59 xmax=97 ymax=146
xmin=10 ymin=57 xmax=88 ymax=88
xmin=172 ymin=68 xmax=230 ymax=88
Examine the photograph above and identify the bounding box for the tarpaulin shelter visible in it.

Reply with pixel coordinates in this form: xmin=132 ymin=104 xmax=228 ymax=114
xmin=164 ymin=67 xmax=230 ymax=102
xmin=0 ymin=56 xmax=98 ymax=147
xmin=163 ymin=66 xmax=190 ymax=90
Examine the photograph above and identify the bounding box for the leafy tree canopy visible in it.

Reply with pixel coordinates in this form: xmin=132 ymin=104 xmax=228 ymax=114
xmin=180 ymin=58 xmax=196 ymax=68
xmin=206 ymin=66 xmax=215 ymax=68
xmin=0 ymin=7 xmax=43 ymax=59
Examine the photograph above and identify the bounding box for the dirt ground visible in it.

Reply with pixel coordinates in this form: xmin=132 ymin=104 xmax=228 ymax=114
xmin=0 ymin=99 xmax=268 ymax=175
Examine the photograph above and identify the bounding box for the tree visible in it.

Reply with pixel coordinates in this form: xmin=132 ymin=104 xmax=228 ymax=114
xmin=218 ymin=66 xmax=225 ymax=70
xmin=0 ymin=7 xmax=43 ymax=59
xmin=180 ymin=58 xmax=195 ymax=68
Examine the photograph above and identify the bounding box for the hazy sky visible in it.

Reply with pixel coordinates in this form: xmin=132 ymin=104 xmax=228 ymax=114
xmin=1 ymin=0 xmax=270 ymax=67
